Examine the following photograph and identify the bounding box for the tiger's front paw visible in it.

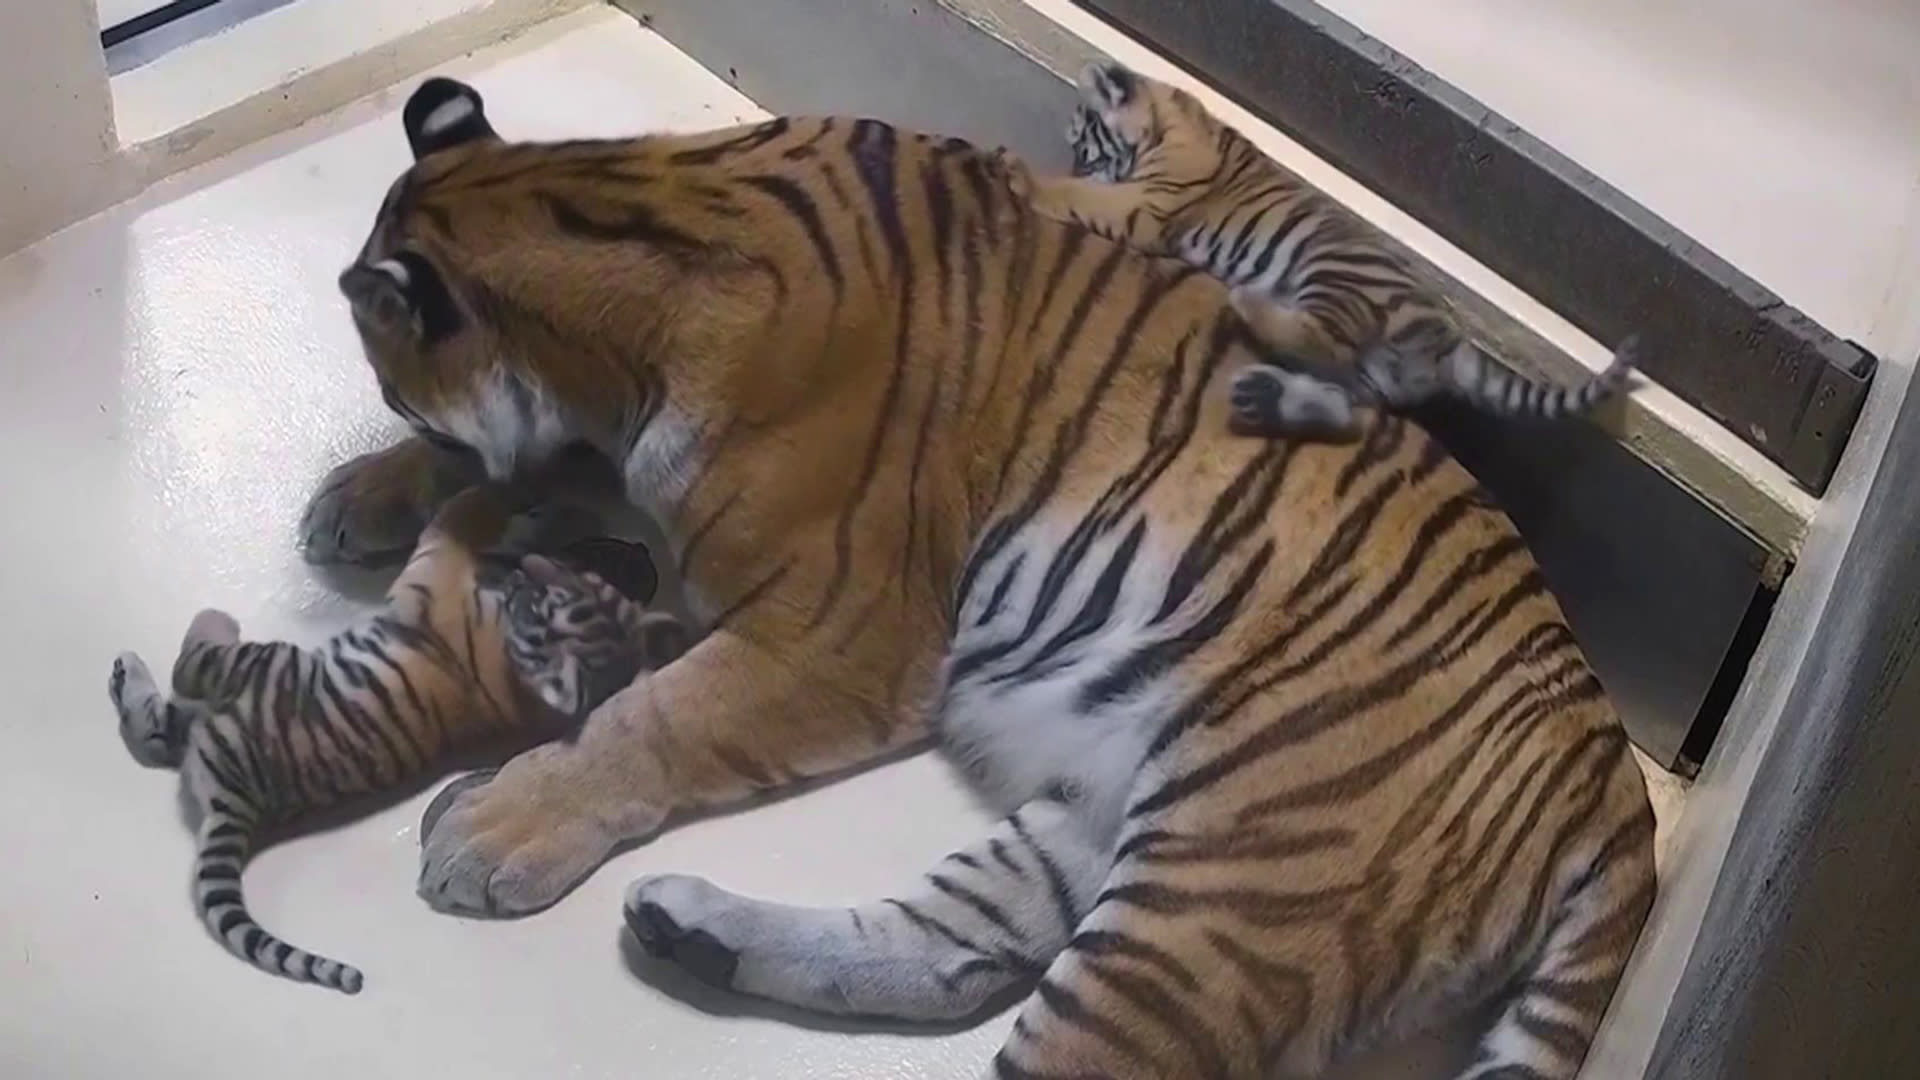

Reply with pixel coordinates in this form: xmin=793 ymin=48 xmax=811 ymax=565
xmin=416 ymin=746 xmax=664 ymax=917
xmin=299 ymin=439 xmax=476 ymax=566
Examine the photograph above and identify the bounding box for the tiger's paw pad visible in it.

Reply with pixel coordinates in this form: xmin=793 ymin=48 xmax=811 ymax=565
xmin=1227 ymin=366 xmax=1292 ymax=436
xmin=623 ymin=875 xmax=744 ymax=990
xmin=1228 ymin=366 xmax=1357 ymax=442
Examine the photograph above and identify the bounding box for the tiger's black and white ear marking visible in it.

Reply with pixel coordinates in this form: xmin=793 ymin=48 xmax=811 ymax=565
xmin=402 ymin=77 xmax=497 ymax=160
xmin=1080 ymin=61 xmax=1137 ymax=109
xmin=337 ymin=251 xmax=462 ymax=341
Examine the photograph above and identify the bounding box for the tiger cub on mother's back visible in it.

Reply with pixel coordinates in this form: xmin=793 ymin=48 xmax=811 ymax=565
xmin=1006 ymin=61 xmax=1642 ymax=443
xmin=108 ymin=483 xmax=688 ymax=994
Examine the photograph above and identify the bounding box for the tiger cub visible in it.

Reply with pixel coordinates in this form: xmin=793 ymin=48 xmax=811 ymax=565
xmin=107 ymin=484 xmax=689 ymax=994
xmin=1007 ymin=61 xmax=1641 ymax=442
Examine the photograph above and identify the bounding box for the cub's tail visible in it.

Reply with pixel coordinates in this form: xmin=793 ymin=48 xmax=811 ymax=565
xmin=193 ymin=796 xmax=364 ymax=994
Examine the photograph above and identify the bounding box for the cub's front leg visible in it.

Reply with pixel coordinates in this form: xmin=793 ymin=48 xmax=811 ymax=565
xmin=416 ymin=626 xmax=922 ymax=917
xmin=299 ymin=435 xmax=480 ymax=566
xmin=999 ymin=152 xmax=1161 ymax=248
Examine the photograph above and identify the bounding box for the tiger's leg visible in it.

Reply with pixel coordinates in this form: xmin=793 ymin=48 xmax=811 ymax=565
xmin=298 ymin=435 xmax=480 ymax=566
xmin=622 ymin=796 xmax=1106 ymax=1020
xmin=165 ymin=608 xmax=253 ymax=703
xmin=1458 ymin=816 xmax=1655 ymax=1080
xmin=107 ymin=651 xmax=202 ymax=769
xmin=1001 ymin=162 xmax=1168 ymax=250
xmin=416 ymin=626 xmax=923 ymax=917
xmin=990 ymin=857 xmax=1339 ymax=1079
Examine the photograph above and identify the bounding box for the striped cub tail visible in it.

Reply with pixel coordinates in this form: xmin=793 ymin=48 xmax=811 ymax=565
xmin=108 ymin=619 xmax=364 ymax=996
xmin=193 ymin=797 xmax=365 ymax=995
xmin=1433 ymin=333 xmax=1642 ymax=422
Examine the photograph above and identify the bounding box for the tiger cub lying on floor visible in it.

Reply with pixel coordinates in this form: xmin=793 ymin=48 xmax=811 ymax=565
xmin=1005 ymin=62 xmax=1641 ymax=442
xmin=107 ymin=483 xmax=689 ymax=994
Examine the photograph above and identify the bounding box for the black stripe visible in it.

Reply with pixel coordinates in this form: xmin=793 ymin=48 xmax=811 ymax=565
xmin=1010 ymin=812 xmax=1080 ymax=936
xmin=1031 ymin=978 xmax=1155 ymax=1064
xmin=993 ymin=518 xmax=1148 ymax=687
xmin=1065 ymin=930 xmax=1199 ymax=991
xmin=711 ymin=558 xmax=793 ymax=629
xmin=742 ymin=175 xmax=844 ymax=298
xmin=815 ymin=121 xmax=911 ymax=626
xmin=1077 ymin=539 xmax=1272 ymax=712
xmin=928 ymin=874 xmax=1026 ymax=942
xmin=544 ymin=194 xmax=708 ymax=260
xmin=883 ymin=898 xmax=995 ymax=959
xmin=668 ymin=118 xmax=792 ymax=165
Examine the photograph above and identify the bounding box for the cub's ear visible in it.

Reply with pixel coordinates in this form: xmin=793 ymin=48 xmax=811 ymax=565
xmin=402 ymin=77 xmax=497 ymax=160
xmin=1080 ymin=61 xmax=1138 ymax=109
xmin=337 ymin=252 xmax=461 ymax=340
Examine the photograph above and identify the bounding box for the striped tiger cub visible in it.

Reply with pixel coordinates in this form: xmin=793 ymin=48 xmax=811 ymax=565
xmin=306 ymin=77 xmax=1655 ymax=1077
xmin=107 ymin=483 xmax=688 ymax=994
xmin=1006 ymin=61 xmax=1641 ymax=443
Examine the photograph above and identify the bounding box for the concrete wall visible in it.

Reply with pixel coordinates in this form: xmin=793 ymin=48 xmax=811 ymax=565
xmin=1 ymin=2 xmax=128 ymax=253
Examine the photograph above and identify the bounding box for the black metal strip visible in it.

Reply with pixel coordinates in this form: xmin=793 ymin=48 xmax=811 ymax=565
xmin=100 ymin=0 xmax=226 ymax=49
xmin=1073 ymin=0 xmax=1876 ymax=494
xmin=101 ymin=0 xmax=304 ymax=77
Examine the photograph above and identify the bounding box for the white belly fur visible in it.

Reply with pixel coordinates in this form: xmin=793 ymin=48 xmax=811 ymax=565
xmin=937 ymin=513 xmax=1190 ymax=829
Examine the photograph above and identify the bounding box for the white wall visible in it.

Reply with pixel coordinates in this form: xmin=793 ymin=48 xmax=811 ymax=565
xmin=0 ymin=2 xmax=128 ymax=254
xmin=1320 ymin=0 xmax=1920 ymax=356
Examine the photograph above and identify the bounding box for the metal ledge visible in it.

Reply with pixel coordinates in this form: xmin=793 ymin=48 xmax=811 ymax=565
xmin=1072 ymin=0 xmax=1875 ymax=496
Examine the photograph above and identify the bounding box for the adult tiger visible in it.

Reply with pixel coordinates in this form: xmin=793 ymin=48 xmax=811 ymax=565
xmin=301 ymin=77 xmax=1654 ymax=1078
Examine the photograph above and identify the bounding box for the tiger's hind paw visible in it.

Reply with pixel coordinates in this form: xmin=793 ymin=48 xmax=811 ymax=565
xmin=1227 ymin=365 xmax=1362 ymax=443
xmin=109 ymin=652 xmax=183 ymax=769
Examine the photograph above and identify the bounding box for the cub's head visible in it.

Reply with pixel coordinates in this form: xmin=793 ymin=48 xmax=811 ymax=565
xmin=1066 ymin=62 xmax=1220 ymax=183
xmin=502 ymin=554 xmax=690 ymax=720
xmin=337 ymin=78 xmax=729 ymax=482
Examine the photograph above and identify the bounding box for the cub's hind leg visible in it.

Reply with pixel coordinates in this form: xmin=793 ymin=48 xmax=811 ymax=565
xmin=108 ymin=652 xmax=197 ymax=768
xmin=624 ymin=797 xmax=1107 ymax=1020
xmin=108 ymin=607 xmax=241 ymax=768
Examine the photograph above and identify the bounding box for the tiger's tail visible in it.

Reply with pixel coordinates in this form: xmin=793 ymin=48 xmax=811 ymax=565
xmin=192 ymin=794 xmax=365 ymax=995
xmin=1444 ymin=333 xmax=1641 ymax=421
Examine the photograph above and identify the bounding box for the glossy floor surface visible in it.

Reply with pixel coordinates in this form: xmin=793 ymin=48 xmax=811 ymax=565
xmin=2 ymin=10 xmax=1685 ymax=1079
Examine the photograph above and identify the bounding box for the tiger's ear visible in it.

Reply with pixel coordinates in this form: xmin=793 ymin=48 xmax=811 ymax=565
xmin=1081 ymin=62 xmax=1138 ymax=109
xmin=337 ymin=252 xmax=461 ymax=340
xmin=402 ymin=77 xmax=497 ymax=160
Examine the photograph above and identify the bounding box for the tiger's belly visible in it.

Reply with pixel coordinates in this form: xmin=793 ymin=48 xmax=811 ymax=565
xmin=934 ymin=514 xmax=1187 ymax=825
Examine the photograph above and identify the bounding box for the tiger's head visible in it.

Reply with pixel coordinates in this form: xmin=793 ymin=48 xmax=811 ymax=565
xmin=336 ymin=78 xmax=773 ymax=488
xmin=501 ymin=554 xmax=690 ymax=720
xmin=1066 ymin=62 xmax=1222 ymax=185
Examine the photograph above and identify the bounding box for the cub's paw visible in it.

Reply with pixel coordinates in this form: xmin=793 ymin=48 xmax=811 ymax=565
xmin=109 ymin=652 xmax=181 ymax=768
xmin=299 ymin=440 xmax=473 ymax=566
xmin=1227 ymin=365 xmax=1359 ymax=443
